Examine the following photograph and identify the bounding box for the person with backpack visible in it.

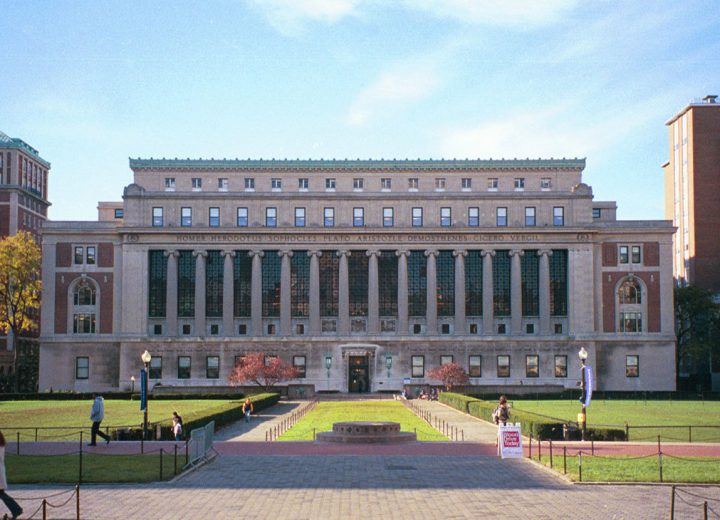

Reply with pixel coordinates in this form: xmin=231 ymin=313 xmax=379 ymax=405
xmin=242 ymin=398 xmax=254 ymax=423
xmin=493 ymin=395 xmax=510 ymax=426
xmin=172 ymin=411 xmax=183 ymax=441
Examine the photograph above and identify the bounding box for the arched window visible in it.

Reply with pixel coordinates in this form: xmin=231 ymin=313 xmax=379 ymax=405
xmin=618 ymin=279 xmax=641 ymax=304
xmin=71 ymin=278 xmax=98 ymax=334
xmin=74 ymin=281 xmax=96 ymax=306
xmin=616 ymin=277 xmax=645 ymax=333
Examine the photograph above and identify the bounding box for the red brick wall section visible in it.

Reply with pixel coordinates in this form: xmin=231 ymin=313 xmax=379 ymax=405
xmin=0 ymin=205 xmax=9 ymax=237
xmin=98 ymin=243 xmax=114 ymax=267
xmin=89 ymin=273 xmax=113 ymax=333
xmin=56 ymin=243 xmax=72 ymax=267
xmin=602 ymin=243 xmax=617 ymax=267
xmin=602 ymin=271 xmax=661 ymax=333
xmin=54 ymin=273 xmax=70 ymax=333
xmin=643 ymin=242 xmax=660 ymax=267
xmin=602 ymin=273 xmax=616 ymax=332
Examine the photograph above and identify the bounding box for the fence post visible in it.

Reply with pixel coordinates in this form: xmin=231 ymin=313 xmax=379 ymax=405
xmin=76 ymin=484 xmax=80 ymax=520
xmin=578 ymin=451 xmax=582 ymax=482
xmin=529 ymin=434 xmax=533 ymax=458
xmin=689 ymin=426 xmax=692 ymax=443
xmin=538 ymin=439 xmax=542 ymax=461
xmin=657 ymin=435 xmax=661 ymax=455
xmin=16 ymin=432 xmax=20 ymax=455
xmin=625 ymin=422 xmax=629 ymax=441
xmin=549 ymin=440 xmax=553 ymax=469
xmin=669 ymin=485 xmax=675 ymax=520
xmin=185 ymin=440 xmax=189 ymax=466
xmin=704 ymin=501 xmax=708 ymax=520
xmin=42 ymin=498 xmax=47 ymax=520
xmin=160 ymin=448 xmax=164 ymax=481
xmin=35 ymin=427 xmax=38 ymax=442
xmin=141 ymin=432 xmax=144 ymax=454
xmin=174 ymin=444 xmax=178 ymax=476
xmin=79 ymin=431 xmax=83 ymax=484
xmin=658 ymin=452 xmax=663 ymax=483
xmin=591 ymin=439 xmax=594 ymax=456
xmin=563 ymin=446 xmax=567 ymax=474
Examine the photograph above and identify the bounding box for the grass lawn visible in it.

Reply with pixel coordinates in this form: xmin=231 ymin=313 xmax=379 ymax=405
xmin=278 ymin=401 xmax=447 ymax=441
xmin=534 ymin=454 xmax=720 ymax=483
xmin=6 ymin=453 xmax=181 ymax=483
xmin=510 ymin=400 xmax=720 ymax=442
xmin=0 ymin=399 xmax=244 ymax=441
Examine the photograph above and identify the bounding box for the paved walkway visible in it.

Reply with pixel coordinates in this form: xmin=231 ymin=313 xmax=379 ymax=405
xmin=405 ymin=399 xmax=499 ymax=443
xmin=214 ymin=400 xmax=305 ymax=441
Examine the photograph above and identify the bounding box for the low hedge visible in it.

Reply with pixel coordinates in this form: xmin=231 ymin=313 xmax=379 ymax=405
xmin=0 ymin=391 xmax=247 ymax=401
xmin=440 ymin=392 xmax=625 ymax=441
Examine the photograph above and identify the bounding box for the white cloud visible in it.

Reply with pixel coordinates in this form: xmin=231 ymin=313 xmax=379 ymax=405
xmin=249 ymin=0 xmax=361 ymax=35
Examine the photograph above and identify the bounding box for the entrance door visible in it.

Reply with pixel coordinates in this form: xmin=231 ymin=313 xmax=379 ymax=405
xmin=348 ymin=355 xmax=369 ymax=393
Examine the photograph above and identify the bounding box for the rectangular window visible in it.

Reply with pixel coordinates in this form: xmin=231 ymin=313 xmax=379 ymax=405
xmin=73 ymin=313 xmax=96 ymax=333
xmin=152 ymin=207 xmax=164 ymax=227
xmin=294 ymin=207 xmax=306 ymax=227
xmin=353 ymin=207 xmax=364 ymax=227
xmin=620 ymin=312 xmax=642 ymax=332
xmin=497 ymin=355 xmax=510 ymax=378
xmin=468 ymin=207 xmax=479 ymax=227
xmin=381 ymin=178 xmax=392 ymax=190
xmin=553 ymin=207 xmax=564 ymax=226
xmin=298 ymin=178 xmax=309 ymax=190
xmin=408 ymin=178 xmax=419 ymax=190
xmin=592 ymin=208 xmax=601 ymax=219
xmin=86 ymin=246 xmax=96 ymax=265
xmin=631 ymin=245 xmax=641 ymax=264
xmin=149 ymin=357 xmax=162 ymax=379
xmin=218 ymin=178 xmax=228 ymax=191
xmin=462 ymin=178 xmax=472 ymax=190
xmin=181 ymin=207 xmax=192 ymax=227
xmin=525 ymin=207 xmax=536 ymax=226
xmin=435 ymin=177 xmax=446 ymax=190
xmin=325 ymin=178 xmax=336 ymax=190
xmin=75 ymin=357 xmax=89 ymax=380
xmin=164 ymin=177 xmax=176 ymax=191
xmin=514 ymin=178 xmax=525 ymax=190
xmin=293 ymin=355 xmax=306 ymax=378
xmin=619 ymin=246 xmax=629 ymax=264
xmin=488 ymin=177 xmax=498 ymax=190
xmin=192 ymin=178 xmax=202 ymax=190
xmin=324 ymin=207 xmax=335 ymax=227
xmin=206 ymin=356 xmax=220 ymax=379
xmin=440 ymin=355 xmax=453 ymax=365
xmin=526 ymin=354 xmax=539 ymax=377
xmin=209 ymin=207 xmax=220 ymax=227
xmin=266 ymin=207 xmax=277 ymax=227
xmin=271 ymin=178 xmax=282 ymax=190
xmin=469 ymin=355 xmax=482 ymax=377
xmin=178 ymin=356 xmax=191 ymax=379
xmin=237 ymin=207 xmax=248 ymax=227
xmin=244 ymin=178 xmax=255 ymax=190
xmin=353 ymin=178 xmax=364 ymax=190
xmin=74 ymin=246 xmax=84 ymax=264
xmin=440 ymin=207 xmax=452 ymax=227
xmin=626 ymin=355 xmax=639 ymax=377
xmin=541 ymin=177 xmax=551 ymax=189
xmin=411 ymin=355 xmax=425 ymax=377
xmin=383 ymin=207 xmax=394 ymax=227
xmin=496 ymin=207 xmax=507 ymax=227
xmin=412 ymin=207 xmax=423 ymax=227
xmin=114 ymin=208 xmax=124 ymax=219
xmin=554 ymin=355 xmax=567 ymax=378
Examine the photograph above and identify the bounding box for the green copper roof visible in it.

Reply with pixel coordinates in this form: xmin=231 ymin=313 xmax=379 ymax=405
xmin=129 ymin=157 xmax=586 ymax=171
xmin=0 ymin=131 xmax=51 ymax=168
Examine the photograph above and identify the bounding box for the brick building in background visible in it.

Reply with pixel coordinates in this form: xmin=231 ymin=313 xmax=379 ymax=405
xmin=0 ymin=131 xmax=51 ymax=391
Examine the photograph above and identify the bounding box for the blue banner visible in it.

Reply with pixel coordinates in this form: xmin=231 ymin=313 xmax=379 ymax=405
xmin=140 ymin=368 xmax=147 ymax=411
xmin=583 ymin=365 xmax=593 ymax=408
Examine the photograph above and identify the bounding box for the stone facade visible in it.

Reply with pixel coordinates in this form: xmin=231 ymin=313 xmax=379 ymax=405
xmin=39 ymin=158 xmax=676 ymax=393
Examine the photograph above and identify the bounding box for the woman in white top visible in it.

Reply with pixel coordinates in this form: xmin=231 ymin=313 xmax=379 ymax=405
xmin=0 ymin=430 xmax=23 ymax=519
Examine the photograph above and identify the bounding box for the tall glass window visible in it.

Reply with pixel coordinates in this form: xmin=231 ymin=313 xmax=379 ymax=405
xmin=496 ymin=207 xmax=507 ymax=226
xmin=237 ymin=207 xmax=248 ymax=227
xmin=178 ymin=356 xmax=191 ymax=379
xmin=353 ymin=208 xmax=364 ymax=227
xmin=469 ymin=355 xmax=481 ymax=377
xmin=206 ymin=356 xmax=220 ymax=379
xmin=181 ymin=207 xmax=192 ymax=227
xmin=550 ymin=249 xmax=568 ymax=316
xmin=497 ymin=355 xmax=510 ymax=377
xmin=553 ymin=207 xmax=565 ymax=226
xmin=412 ymin=207 xmax=423 ymax=227
xmin=205 ymin=251 xmax=223 ymax=317
xmin=378 ymin=252 xmax=398 ymax=317
xmin=411 ymin=355 xmax=424 ymax=377
xmin=468 ymin=207 xmax=479 ymax=227
xmin=465 ymin=251 xmax=483 ymax=316
xmin=233 ymin=252 xmax=252 ymax=317
xmin=324 ymin=208 xmax=335 ymax=227
xmin=383 ymin=208 xmax=394 ymax=227
xmin=265 ymin=208 xmax=277 ymax=227
xmin=177 ymin=251 xmax=195 ymax=318
xmin=440 ymin=207 xmax=451 ymax=227
xmin=408 ymin=251 xmax=427 ymax=317
xmin=521 ymin=250 xmax=539 ymax=317
xmin=319 ymin=251 xmax=339 ymax=316
xmin=291 ymin=251 xmax=310 ymax=317
xmin=525 ymin=207 xmax=536 ymax=226
xmin=437 ymin=251 xmax=454 ymax=317
xmin=294 ymin=207 xmax=306 ymax=227
xmin=152 ymin=207 xmax=164 ymax=227
xmin=148 ymin=250 xmax=167 ymax=318
xmin=493 ymin=251 xmax=511 ymax=316
xmin=526 ymin=355 xmax=539 ymax=377
xmin=262 ymin=251 xmax=281 ymax=317
xmin=209 ymin=207 xmax=220 ymax=227
xmin=348 ymin=253 xmax=369 ymax=316
xmin=554 ymin=355 xmax=567 ymax=377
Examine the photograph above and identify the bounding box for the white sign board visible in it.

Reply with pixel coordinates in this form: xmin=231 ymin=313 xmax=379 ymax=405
xmin=498 ymin=424 xmax=523 ymax=459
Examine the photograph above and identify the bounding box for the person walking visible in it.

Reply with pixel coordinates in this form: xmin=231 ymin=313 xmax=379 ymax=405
xmin=493 ymin=395 xmax=510 ymax=427
xmin=242 ymin=398 xmax=254 ymax=423
xmin=0 ymin=430 xmax=23 ymax=519
xmin=89 ymin=394 xmax=111 ymax=446
xmin=172 ymin=411 xmax=183 ymax=441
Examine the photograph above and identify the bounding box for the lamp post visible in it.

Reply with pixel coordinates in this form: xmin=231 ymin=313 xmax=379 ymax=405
xmin=578 ymin=347 xmax=588 ymax=442
xmin=141 ymin=350 xmax=152 ymax=440
xmin=385 ymin=355 xmax=392 ymax=378
xmin=325 ymin=355 xmax=332 ymax=391
xmin=130 ymin=375 xmax=135 ymax=395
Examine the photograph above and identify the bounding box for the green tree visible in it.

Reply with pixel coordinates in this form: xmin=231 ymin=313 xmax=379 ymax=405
xmin=675 ymin=285 xmax=720 ymax=389
xmin=0 ymin=231 xmax=42 ymax=392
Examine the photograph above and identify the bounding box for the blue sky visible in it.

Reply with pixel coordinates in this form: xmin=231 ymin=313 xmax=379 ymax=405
xmin=1 ymin=0 xmax=718 ymax=221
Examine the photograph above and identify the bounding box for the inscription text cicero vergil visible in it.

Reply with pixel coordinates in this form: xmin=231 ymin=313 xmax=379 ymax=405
xmin=172 ymin=233 xmax=542 ymax=243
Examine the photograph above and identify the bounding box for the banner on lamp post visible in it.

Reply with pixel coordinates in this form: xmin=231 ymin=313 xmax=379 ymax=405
xmin=140 ymin=368 xmax=147 ymax=411
xmin=583 ymin=365 xmax=593 ymax=408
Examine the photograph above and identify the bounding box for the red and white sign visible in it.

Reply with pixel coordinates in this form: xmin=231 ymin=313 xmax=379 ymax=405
xmin=499 ymin=425 xmax=523 ymax=459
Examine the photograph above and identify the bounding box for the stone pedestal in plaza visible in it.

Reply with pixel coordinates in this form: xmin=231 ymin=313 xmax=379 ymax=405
xmin=316 ymin=421 xmax=416 ymax=443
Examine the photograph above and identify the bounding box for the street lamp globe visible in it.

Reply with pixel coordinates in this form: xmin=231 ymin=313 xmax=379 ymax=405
xmin=141 ymin=350 xmax=152 ymax=365
xmin=578 ymin=347 xmax=588 ymax=363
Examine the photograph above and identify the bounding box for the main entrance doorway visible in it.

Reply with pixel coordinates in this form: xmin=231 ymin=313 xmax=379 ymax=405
xmin=348 ymin=355 xmax=370 ymax=393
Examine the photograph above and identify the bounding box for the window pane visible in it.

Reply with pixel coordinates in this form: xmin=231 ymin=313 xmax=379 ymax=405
xmin=293 ymin=355 xmax=307 ymax=378
xmin=626 ymin=355 xmax=639 ymax=377
xmin=149 ymin=357 xmax=162 ymax=379
xmin=554 ymin=355 xmax=567 ymax=377
xmin=412 ymin=207 xmax=423 ymax=227
xmin=469 ymin=355 xmax=481 ymax=377
xmin=553 ymin=207 xmax=564 ymax=226
xmin=237 ymin=207 xmax=248 ymax=227
xmin=266 ymin=208 xmax=277 ymax=227
xmin=181 ymin=207 xmax=192 ymax=227
xmin=496 ymin=207 xmax=507 ymax=227
xmin=76 ymin=357 xmax=89 ymax=379
xmin=207 ymin=356 xmax=220 ymax=378
xmin=178 ymin=356 xmax=191 ymax=379
xmin=497 ymin=355 xmax=510 ymax=377
xmin=324 ymin=208 xmax=335 ymax=227
xmin=526 ymin=355 xmax=539 ymax=377
xmin=411 ymin=355 xmax=424 ymax=377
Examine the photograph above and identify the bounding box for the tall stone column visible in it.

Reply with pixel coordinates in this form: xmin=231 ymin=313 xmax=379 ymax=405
xmin=279 ymin=250 xmax=293 ymax=336
xmin=538 ymin=249 xmax=553 ymax=335
xmin=337 ymin=250 xmax=351 ymax=335
xmin=249 ymin=250 xmax=264 ymax=336
xmin=453 ymin=250 xmax=467 ymax=335
xmin=425 ymin=250 xmax=439 ymax=335
xmin=222 ymin=250 xmax=236 ymax=336
xmin=367 ymin=250 xmax=380 ymax=335
xmin=193 ymin=250 xmax=208 ymax=335
xmin=164 ymin=250 xmax=179 ymax=336
xmin=481 ymin=250 xmax=495 ymax=335
xmin=396 ymin=250 xmax=410 ymax=335
xmin=308 ymin=250 xmax=322 ymax=335
xmin=510 ymin=249 xmax=524 ymax=335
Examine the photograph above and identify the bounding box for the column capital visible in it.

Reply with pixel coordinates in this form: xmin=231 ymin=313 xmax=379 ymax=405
xmin=221 ymin=250 xmax=237 ymax=258
xmin=336 ymin=250 xmax=352 ymax=258
xmin=424 ymin=249 xmax=439 ymax=258
xmin=509 ymin=249 xmax=525 ymax=257
xmin=307 ymin=250 xmax=323 ymax=258
xmin=366 ymin=250 xmax=381 ymax=258
xmin=192 ymin=250 xmax=208 ymax=258
xmin=395 ymin=249 xmax=410 ymax=258
xmin=249 ymin=250 xmax=265 ymax=258
xmin=278 ymin=250 xmax=294 ymax=258
xmin=538 ymin=249 xmax=554 ymax=257
xmin=481 ymin=249 xmax=496 ymax=257
xmin=452 ymin=249 xmax=467 ymax=258
xmin=163 ymin=250 xmax=179 ymax=258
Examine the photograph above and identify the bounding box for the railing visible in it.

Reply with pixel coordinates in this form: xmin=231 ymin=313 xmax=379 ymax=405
xmin=403 ymin=400 xmax=465 ymax=441
xmin=187 ymin=420 xmax=215 ymax=467
xmin=265 ymin=400 xmax=317 ymax=441
xmin=626 ymin=424 xmax=720 ymax=442
xmin=8 ymin=424 xmax=161 ymax=443
xmin=12 ymin=485 xmax=80 ymax=520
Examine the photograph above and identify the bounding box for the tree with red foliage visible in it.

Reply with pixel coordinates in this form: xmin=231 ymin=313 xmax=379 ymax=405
xmin=228 ymin=352 xmax=299 ymax=391
xmin=426 ymin=362 xmax=469 ymax=391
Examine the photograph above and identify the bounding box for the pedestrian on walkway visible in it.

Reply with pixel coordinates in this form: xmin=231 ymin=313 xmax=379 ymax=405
xmin=0 ymin=430 xmax=23 ymax=519
xmin=492 ymin=395 xmax=510 ymax=427
xmin=172 ymin=411 xmax=184 ymax=441
xmin=89 ymin=394 xmax=111 ymax=446
xmin=243 ymin=398 xmax=254 ymax=423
